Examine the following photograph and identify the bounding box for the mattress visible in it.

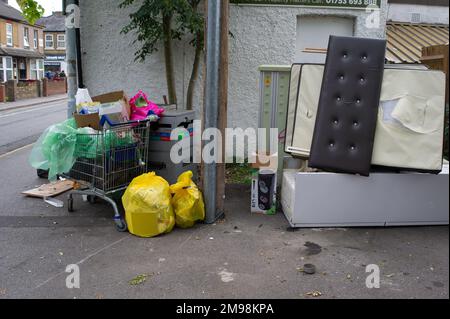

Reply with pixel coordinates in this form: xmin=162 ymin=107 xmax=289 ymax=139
xmin=285 ymin=64 xmax=446 ymax=172
xmin=308 ymin=36 xmax=386 ymax=176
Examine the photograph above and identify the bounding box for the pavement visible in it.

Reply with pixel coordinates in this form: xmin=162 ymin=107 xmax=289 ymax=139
xmin=0 ymin=99 xmax=448 ymax=299
xmin=0 ymin=94 xmax=67 ymax=112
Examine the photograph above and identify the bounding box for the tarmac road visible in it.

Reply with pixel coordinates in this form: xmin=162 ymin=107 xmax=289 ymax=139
xmin=0 ymin=98 xmax=448 ymax=299
xmin=0 ymin=100 xmax=67 ymax=156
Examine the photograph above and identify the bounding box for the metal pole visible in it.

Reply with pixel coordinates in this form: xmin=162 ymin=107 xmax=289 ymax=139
xmin=204 ymin=0 xmax=222 ymax=224
xmin=65 ymin=0 xmax=78 ymax=118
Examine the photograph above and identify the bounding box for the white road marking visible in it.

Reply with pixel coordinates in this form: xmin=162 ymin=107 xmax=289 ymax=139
xmin=0 ymin=102 xmax=66 ymax=119
xmin=0 ymin=143 xmax=34 ymax=159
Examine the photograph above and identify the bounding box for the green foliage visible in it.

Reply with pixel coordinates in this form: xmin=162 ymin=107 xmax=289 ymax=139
xmin=16 ymin=0 xmax=45 ymax=25
xmin=120 ymin=0 xmax=204 ymax=62
xmin=226 ymin=162 xmax=254 ymax=185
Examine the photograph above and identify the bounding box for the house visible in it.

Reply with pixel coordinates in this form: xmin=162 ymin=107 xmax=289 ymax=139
xmin=0 ymin=0 xmax=45 ymax=82
xmin=78 ymin=0 xmax=389 ymax=133
xmin=37 ymin=11 xmax=67 ymax=74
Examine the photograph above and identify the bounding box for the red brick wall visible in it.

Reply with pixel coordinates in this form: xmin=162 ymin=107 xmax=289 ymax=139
xmin=0 ymin=84 xmax=5 ymax=102
xmin=43 ymin=78 xmax=67 ymax=97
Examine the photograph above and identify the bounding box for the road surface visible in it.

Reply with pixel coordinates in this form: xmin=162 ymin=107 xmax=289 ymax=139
xmin=0 ymin=100 xmax=67 ymax=156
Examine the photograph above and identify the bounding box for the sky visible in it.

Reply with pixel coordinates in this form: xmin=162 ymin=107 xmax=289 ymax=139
xmin=10 ymin=0 xmax=63 ymax=17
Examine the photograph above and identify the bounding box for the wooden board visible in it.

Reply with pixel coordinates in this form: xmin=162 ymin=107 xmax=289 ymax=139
xmin=22 ymin=180 xmax=74 ymax=198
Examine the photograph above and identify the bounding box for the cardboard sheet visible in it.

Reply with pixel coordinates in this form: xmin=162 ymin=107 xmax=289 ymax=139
xmin=22 ymin=180 xmax=74 ymax=198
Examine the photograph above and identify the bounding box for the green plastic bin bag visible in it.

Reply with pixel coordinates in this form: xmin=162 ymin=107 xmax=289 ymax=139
xmin=29 ymin=118 xmax=79 ymax=181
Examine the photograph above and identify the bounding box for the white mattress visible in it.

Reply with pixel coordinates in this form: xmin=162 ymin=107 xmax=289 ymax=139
xmin=285 ymin=64 xmax=446 ymax=172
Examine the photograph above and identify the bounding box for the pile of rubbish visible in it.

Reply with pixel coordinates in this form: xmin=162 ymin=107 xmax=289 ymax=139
xmin=27 ymin=88 xmax=205 ymax=235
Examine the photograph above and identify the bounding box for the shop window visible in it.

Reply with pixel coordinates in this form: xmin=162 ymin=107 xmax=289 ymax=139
xmin=34 ymin=30 xmax=39 ymax=49
xmin=45 ymin=34 xmax=54 ymax=49
xmin=24 ymin=27 xmax=30 ymax=48
xmin=57 ymin=34 xmax=66 ymax=49
xmin=6 ymin=23 xmax=13 ymax=47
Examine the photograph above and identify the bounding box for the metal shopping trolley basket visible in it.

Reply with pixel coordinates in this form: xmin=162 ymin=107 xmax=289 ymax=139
xmin=63 ymin=119 xmax=151 ymax=232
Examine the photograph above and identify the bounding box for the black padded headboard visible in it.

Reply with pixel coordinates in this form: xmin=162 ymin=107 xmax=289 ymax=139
xmin=309 ymin=36 xmax=386 ymax=176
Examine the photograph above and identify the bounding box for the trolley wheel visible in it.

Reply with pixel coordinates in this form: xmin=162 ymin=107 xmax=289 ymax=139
xmin=87 ymin=195 xmax=96 ymax=204
xmin=114 ymin=217 xmax=128 ymax=232
xmin=68 ymin=197 xmax=74 ymax=213
xmin=37 ymin=169 xmax=48 ymax=179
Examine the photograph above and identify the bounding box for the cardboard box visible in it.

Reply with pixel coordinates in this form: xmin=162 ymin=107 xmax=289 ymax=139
xmin=250 ymin=152 xmax=279 ymax=170
xmin=92 ymin=91 xmax=130 ymax=120
xmin=73 ymin=113 xmax=101 ymax=131
xmin=74 ymin=91 xmax=131 ymax=130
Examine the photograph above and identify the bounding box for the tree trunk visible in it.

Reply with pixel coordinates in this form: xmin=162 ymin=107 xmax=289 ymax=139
xmin=186 ymin=33 xmax=202 ymax=110
xmin=162 ymin=14 xmax=177 ymax=105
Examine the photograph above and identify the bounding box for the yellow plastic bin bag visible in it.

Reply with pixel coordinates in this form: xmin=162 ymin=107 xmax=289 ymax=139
xmin=122 ymin=173 xmax=175 ymax=238
xmin=170 ymin=171 xmax=205 ymax=229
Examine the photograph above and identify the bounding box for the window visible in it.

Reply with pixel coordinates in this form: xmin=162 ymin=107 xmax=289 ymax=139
xmin=6 ymin=23 xmax=13 ymax=47
xmin=57 ymin=34 xmax=66 ymax=49
xmin=34 ymin=30 xmax=39 ymax=49
xmin=24 ymin=27 xmax=30 ymax=48
xmin=45 ymin=34 xmax=54 ymax=49
xmin=0 ymin=57 xmax=14 ymax=82
xmin=30 ymin=59 xmax=44 ymax=80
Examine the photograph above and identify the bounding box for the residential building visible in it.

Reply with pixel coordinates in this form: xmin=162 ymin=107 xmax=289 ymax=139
xmin=0 ymin=0 xmax=45 ymax=82
xmin=79 ymin=0 xmax=389 ymax=133
xmin=77 ymin=0 xmax=448 ymax=134
xmin=37 ymin=11 xmax=67 ymax=74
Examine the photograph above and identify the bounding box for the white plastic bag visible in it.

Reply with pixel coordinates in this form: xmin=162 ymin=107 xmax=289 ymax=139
xmin=75 ymin=88 xmax=93 ymax=106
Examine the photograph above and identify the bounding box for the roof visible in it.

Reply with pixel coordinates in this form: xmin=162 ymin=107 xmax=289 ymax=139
xmin=36 ymin=12 xmax=65 ymax=32
xmin=386 ymin=22 xmax=449 ymax=64
xmin=0 ymin=47 xmax=45 ymax=59
xmin=0 ymin=1 xmax=25 ymax=22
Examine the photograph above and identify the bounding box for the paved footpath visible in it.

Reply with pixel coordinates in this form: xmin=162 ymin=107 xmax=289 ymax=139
xmin=0 ymin=94 xmax=67 ymax=112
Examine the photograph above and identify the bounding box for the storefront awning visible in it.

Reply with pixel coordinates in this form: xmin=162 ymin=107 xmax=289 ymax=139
xmin=386 ymin=22 xmax=449 ymax=64
xmin=0 ymin=47 xmax=45 ymax=59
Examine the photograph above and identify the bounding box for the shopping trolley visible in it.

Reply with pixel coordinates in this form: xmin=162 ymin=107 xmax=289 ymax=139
xmin=64 ymin=119 xmax=151 ymax=232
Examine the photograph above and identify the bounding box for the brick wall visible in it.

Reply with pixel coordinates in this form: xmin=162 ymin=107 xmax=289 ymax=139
xmin=5 ymin=80 xmax=41 ymax=101
xmin=43 ymin=78 xmax=67 ymax=97
xmin=16 ymin=81 xmax=41 ymax=100
xmin=0 ymin=84 xmax=5 ymax=102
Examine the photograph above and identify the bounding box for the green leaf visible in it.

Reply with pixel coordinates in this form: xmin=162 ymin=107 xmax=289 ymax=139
xmin=17 ymin=0 xmax=45 ymax=25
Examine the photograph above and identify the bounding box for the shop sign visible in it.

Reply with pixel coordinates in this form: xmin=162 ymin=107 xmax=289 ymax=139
xmin=46 ymin=55 xmax=66 ymax=62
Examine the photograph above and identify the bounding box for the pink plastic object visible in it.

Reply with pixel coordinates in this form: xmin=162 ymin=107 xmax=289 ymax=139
xmin=129 ymin=90 xmax=165 ymax=121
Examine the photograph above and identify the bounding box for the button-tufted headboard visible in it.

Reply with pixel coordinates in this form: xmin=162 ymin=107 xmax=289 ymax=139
xmin=309 ymin=36 xmax=387 ymax=176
